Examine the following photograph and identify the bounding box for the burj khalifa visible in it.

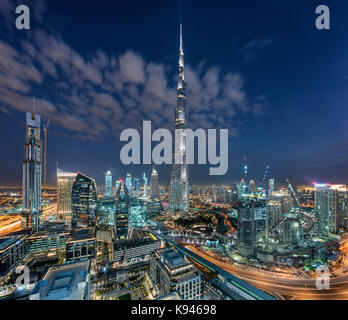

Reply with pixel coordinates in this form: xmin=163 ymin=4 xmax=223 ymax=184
xmin=169 ymin=24 xmax=189 ymax=212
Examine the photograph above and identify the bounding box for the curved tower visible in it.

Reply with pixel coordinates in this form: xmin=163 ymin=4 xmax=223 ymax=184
xmin=169 ymin=24 xmax=189 ymax=212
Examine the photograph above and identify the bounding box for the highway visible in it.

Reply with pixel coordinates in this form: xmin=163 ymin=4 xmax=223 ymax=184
xmin=186 ymin=244 xmax=348 ymax=300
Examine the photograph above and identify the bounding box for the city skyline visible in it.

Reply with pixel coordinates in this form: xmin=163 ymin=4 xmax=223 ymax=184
xmin=1 ymin=0 xmax=348 ymax=187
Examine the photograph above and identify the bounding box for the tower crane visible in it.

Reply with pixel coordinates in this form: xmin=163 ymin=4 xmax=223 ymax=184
xmin=286 ymin=178 xmax=301 ymax=208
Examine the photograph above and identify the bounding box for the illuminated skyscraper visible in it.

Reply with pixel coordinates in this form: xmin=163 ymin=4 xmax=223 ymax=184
xmin=115 ymin=179 xmax=121 ymax=195
xmin=22 ymin=112 xmax=43 ymax=233
xmin=268 ymin=178 xmax=275 ymax=194
xmin=151 ymin=167 xmax=159 ymax=200
xmin=71 ymin=173 xmax=98 ymax=228
xmin=126 ymin=173 xmax=132 ymax=196
xmin=105 ymin=170 xmax=112 ymax=196
xmin=57 ymin=169 xmax=76 ymax=224
xmin=143 ymin=172 xmax=148 ymax=198
xmin=169 ymin=24 xmax=189 ymax=212
xmin=114 ymin=181 xmax=130 ymax=240
xmin=315 ymin=184 xmax=348 ymax=236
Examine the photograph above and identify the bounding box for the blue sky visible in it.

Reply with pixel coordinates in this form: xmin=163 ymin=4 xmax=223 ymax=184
xmin=0 ymin=0 xmax=347 ymax=186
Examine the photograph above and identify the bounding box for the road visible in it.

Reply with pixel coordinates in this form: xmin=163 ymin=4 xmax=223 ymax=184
xmin=186 ymin=244 xmax=348 ymax=300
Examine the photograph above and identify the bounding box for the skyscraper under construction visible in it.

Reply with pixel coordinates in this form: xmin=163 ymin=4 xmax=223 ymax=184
xmin=169 ymin=24 xmax=189 ymax=212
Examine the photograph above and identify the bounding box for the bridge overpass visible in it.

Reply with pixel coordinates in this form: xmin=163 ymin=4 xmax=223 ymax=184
xmin=153 ymin=231 xmax=276 ymax=300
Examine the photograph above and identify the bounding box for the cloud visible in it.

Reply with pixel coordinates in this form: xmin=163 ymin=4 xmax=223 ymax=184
xmin=238 ymin=37 xmax=275 ymax=62
xmin=0 ymin=23 xmax=267 ymax=143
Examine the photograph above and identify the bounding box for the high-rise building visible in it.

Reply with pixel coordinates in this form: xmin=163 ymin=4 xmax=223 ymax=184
xmin=283 ymin=213 xmax=302 ymax=246
xmin=57 ymin=169 xmax=77 ymax=224
xmin=315 ymin=184 xmax=348 ymax=237
xmin=133 ymin=177 xmax=140 ymax=193
xmin=268 ymin=178 xmax=275 ymax=194
xmin=237 ymin=200 xmax=267 ymax=256
xmin=115 ymin=179 xmax=121 ymax=195
xmin=170 ymin=24 xmax=189 ymax=212
xmin=22 ymin=112 xmax=43 ymax=233
xmin=151 ymin=167 xmax=159 ymax=200
xmin=150 ymin=248 xmax=202 ymax=300
xmin=71 ymin=173 xmax=98 ymax=228
xmin=143 ymin=172 xmax=148 ymax=198
xmin=267 ymin=200 xmax=282 ymax=227
xmin=105 ymin=170 xmax=112 ymax=196
xmin=125 ymin=173 xmax=132 ymax=196
xmin=114 ymin=181 xmax=130 ymax=240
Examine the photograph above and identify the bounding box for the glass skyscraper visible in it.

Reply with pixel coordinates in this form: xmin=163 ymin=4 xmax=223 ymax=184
xmin=151 ymin=167 xmax=159 ymax=200
xmin=57 ymin=169 xmax=76 ymax=224
xmin=22 ymin=112 xmax=43 ymax=233
xmin=169 ymin=24 xmax=189 ymax=212
xmin=105 ymin=170 xmax=112 ymax=196
xmin=71 ymin=173 xmax=98 ymax=228
xmin=114 ymin=181 xmax=130 ymax=240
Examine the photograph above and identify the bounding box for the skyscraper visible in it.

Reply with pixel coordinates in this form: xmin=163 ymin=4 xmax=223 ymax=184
xmin=57 ymin=169 xmax=76 ymax=224
xmin=151 ymin=167 xmax=159 ymax=200
xmin=105 ymin=170 xmax=112 ymax=196
xmin=115 ymin=179 xmax=121 ymax=195
xmin=125 ymin=173 xmax=132 ymax=196
xmin=314 ymin=184 xmax=348 ymax=237
xmin=22 ymin=111 xmax=43 ymax=233
xmin=71 ymin=172 xmax=98 ymax=228
xmin=169 ymin=24 xmax=189 ymax=212
xmin=114 ymin=181 xmax=130 ymax=240
xmin=143 ymin=172 xmax=148 ymax=198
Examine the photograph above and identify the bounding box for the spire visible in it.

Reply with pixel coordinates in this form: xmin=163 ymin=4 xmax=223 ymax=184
xmin=179 ymin=24 xmax=184 ymax=69
xmin=180 ymin=24 xmax=183 ymax=54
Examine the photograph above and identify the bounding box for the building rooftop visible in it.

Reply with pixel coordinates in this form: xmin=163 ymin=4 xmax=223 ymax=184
xmin=30 ymin=261 xmax=89 ymax=300
xmin=68 ymin=228 xmax=95 ymax=242
xmin=158 ymin=248 xmax=191 ymax=270
xmin=0 ymin=235 xmax=25 ymax=251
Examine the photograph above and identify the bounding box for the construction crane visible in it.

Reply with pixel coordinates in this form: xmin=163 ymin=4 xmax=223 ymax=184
xmin=262 ymin=164 xmax=270 ymax=185
xmin=243 ymin=156 xmax=248 ymax=181
xmin=43 ymin=118 xmax=50 ymax=187
xmin=286 ymin=178 xmax=301 ymax=208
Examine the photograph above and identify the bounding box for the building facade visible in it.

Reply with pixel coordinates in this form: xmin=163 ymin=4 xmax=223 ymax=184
xmin=114 ymin=182 xmax=130 ymax=240
xmin=22 ymin=112 xmax=43 ymax=233
xmin=169 ymin=25 xmax=189 ymax=212
xmin=57 ymin=169 xmax=77 ymax=224
xmin=71 ymin=173 xmax=98 ymax=228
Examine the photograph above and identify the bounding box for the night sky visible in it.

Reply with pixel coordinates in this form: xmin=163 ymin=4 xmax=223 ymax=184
xmin=0 ymin=0 xmax=347 ymax=187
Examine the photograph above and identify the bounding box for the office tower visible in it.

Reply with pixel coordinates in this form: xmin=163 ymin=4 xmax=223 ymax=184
xmin=268 ymin=178 xmax=275 ymax=194
xmin=315 ymin=184 xmax=348 ymax=237
xmin=114 ymin=181 xmax=130 ymax=240
xmin=143 ymin=172 xmax=148 ymax=198
xmin=169 ymin=24 xmax=189 ymax=212
xmin=105 ymin=170 xmax=112 ymax=196
xmin=150 ymin=248 xmax=202 ymax=300
xmin=267 ymin=200 xmax=282 ymax=227
xmin=22 ymin=112 xmax=43 ymax=233
xmin=133 ymin=177 xmax=140 ymax=193
xmin=237 ymin=200 xmax=267 ymax=256
xmin=125 ymin=173 xmax=132 ymax=196
xmin=57 ymin=169 xmax=77 ymax=223
xmin=115 ymin=179 xmax=121 ymax=195
xmin=151 ymin=167 xmax=160 ymax=200
xmin=129 ymin=200 xmax=147 ymax=228
xmin=237 ymin=202 xmax=254 ymax=257
xmin=71 ymin=173 xmax=98 ymax=228
xmin=315 ymin=184 xmax=337 ymax=237
xmin=283 ymin=213 xmax=302 ymax=246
